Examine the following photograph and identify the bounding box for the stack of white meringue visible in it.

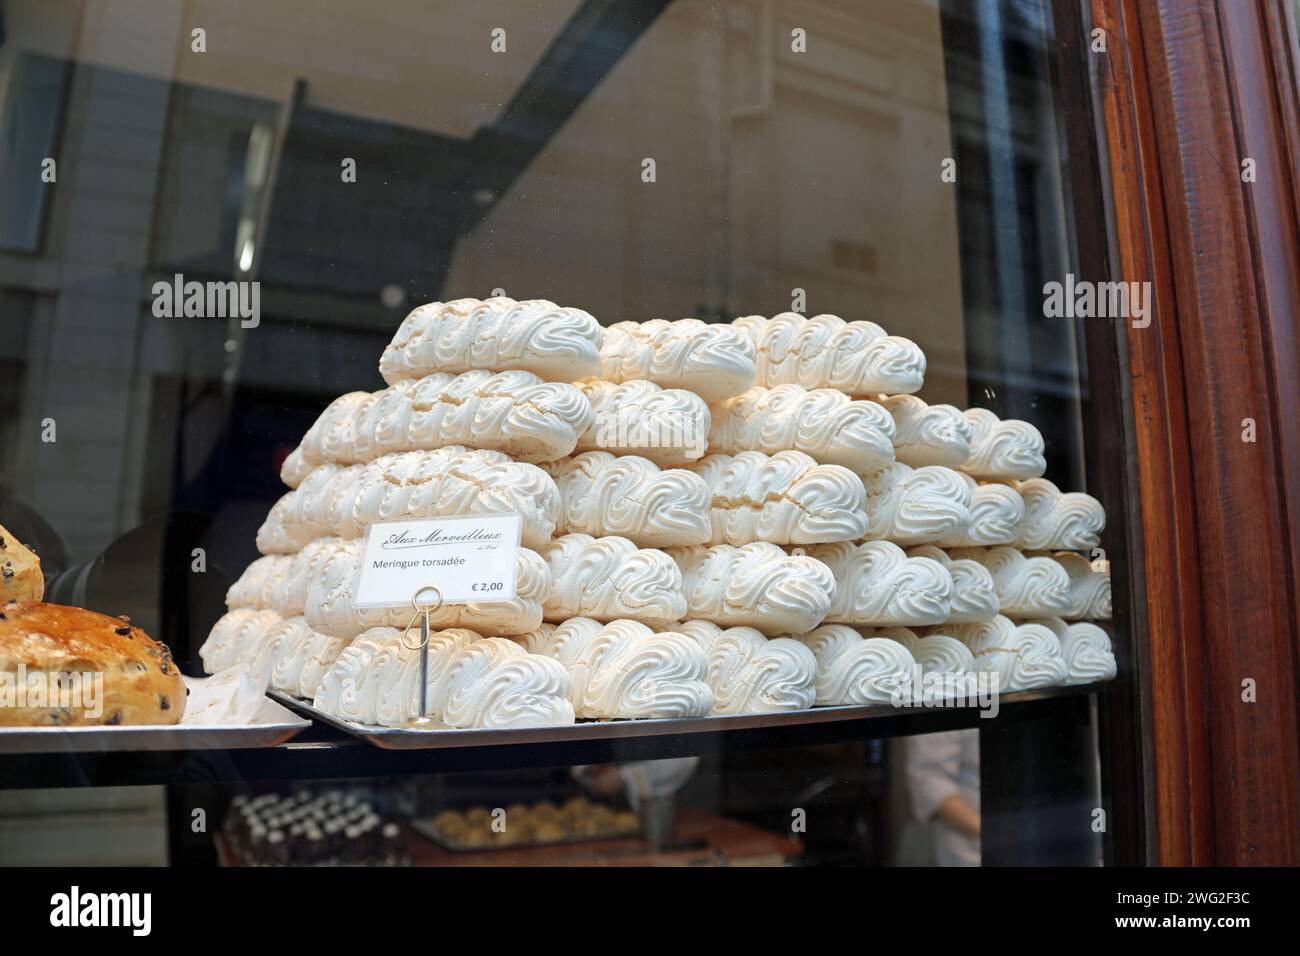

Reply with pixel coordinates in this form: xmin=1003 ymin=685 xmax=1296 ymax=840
xmin=201 ymin=298 xmax=1116 ymax=729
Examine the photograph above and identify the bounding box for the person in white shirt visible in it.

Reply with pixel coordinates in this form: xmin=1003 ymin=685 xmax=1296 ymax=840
xmin=905 ymin=729 xmax=981 ymax=866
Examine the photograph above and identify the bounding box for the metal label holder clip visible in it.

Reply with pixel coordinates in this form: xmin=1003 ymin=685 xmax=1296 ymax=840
xmin=399 ymin=585 xmax=444 ymax=725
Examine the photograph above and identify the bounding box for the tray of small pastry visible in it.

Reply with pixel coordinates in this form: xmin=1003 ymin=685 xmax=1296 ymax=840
xmin=411 ymin=796 xmax=640 ymax=852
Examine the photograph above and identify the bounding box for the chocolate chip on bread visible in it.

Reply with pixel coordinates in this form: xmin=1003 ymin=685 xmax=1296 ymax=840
xmin=0 ymin=523 xmax=43 ymax=603
xmin=0 ymin=602 xmax=186 ymax=727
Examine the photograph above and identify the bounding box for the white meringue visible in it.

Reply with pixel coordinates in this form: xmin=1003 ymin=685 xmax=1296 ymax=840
xmin=428 ymin=636 xmax=576 ymax=728
xmin=1046 ymin=620 xmax=1116 ymax=684
xmin=870 ymin=625 xmax=918 ymax=653
xmin=709 ymin=384 xmax=896 ymax=473
xmin=574 ymin=379 xmax=710 ymax=465
xmin=949 ymin=546 xmax=1072 ymax=617
xmin=226 ymin=555 xmax=293 ymax=610
xmin=379 ymin=297 xmax=603 ymax=384
xmin=274 ymin=539 xmax=340 ymax=618
xmin=696 ymin=623 xmax=818 ymax=714
xmin=263 ymin=616 xmax=342 ymax=699
xmin=859 ymin=463 xmax=972 ymax=546
xmin=337 ymin=449 xmax=558 ymax=547
xmin=1016 ymin=478 xmax=1106 ymax=551
xmin=906 ymin=545 xmax=999 ymax=623
xmin=693 ymin=450 xmax=868 ymax=545
xmin=668 ymin=542 xmax=835 ymax=635
xmin=794 ymin=624 xmax=916 ymax=705
xmin=314 ymin=627 xmax=472 ymax=724
xmin=878 ymin=395 xmax=972 ymax=468
xmin=1043 ymin=551 xmax=1112 ymax=620
xmin=280 ymin=444 xmax=317 ymax=489
xmin=303 ymin=539 xmax=551 ymax=638
xmin=961 ymin=408 xmax=1047 ymax=480
xmin=808 ymin=541 xmax=953 ymax=626
xmin=258 ymin=448 xmax=559 ymax=553
xmin=257 ymin=463 xmax=365 ymax=554
xmin=599 ymin=319 xmax=757 ymax=403
xmin=535 ymin=618 xmax=714 ymax=719
xmin=544 ymin=451 xmax=711 ymax=547
xmin=542 ymin=533 xmax=686 ymax=624
xmin=909 ymin=632 xmax=977 ymax=676
xmin=291 ymin=370 xmax=594 ymax=468
xmin=199 ymin=608 xmax=282 ymax=675
xmin=935 ymin=473 xmax=1025 ymax=547
xmin=950 ymin=616 xmax=1068 ymax=690
xmin=733 ymin=312 xmax=926 ymax=396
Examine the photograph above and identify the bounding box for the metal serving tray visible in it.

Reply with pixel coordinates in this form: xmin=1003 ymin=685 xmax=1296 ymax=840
xmin=0 ymin=679 xmax=311 ymax=754
xmin=268 ymin=682 xmax=1101 ymax=751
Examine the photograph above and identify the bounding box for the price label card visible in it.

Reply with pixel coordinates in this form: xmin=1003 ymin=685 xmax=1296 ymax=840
xmin=353 ymin=514 xmax=521 ymax=608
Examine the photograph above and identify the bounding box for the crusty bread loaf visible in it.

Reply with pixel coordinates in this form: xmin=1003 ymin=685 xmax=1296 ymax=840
xmin=0 ymin=524 xmax=43 ymax=602
xmin=0 ymin=601 xmax=186 ymax=727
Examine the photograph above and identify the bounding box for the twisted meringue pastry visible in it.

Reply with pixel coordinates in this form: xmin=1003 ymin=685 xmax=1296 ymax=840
xmin=314 ymin=629 xmax=572 ymax=728
xmin=292 ymin=370 xmax=595 ymax=468
xmin=280 ymin=444 xmax=316 ymax=489
xmin=672 ymin=619 xmax=725 ymax=654
xmin=574 ymin=379 xmax=710 ymax=466
xmin=599 ymin=319 xmax=757 ymax=404
xmin=1016 ymin=478 xmax=1106 ymax=551
xmin=511 ymin=623 xmax=555 ymax=655
xmin=733 ymin=312 xmax=926 ymax=396
xmin=338 ymin=448 xmax=559 ymax=548
xmin=807 ymin=540 xmax=952 ymax=626
xmin=870 ymin=625 xmax=918 ymax=653
xmin=256 ymin=463 xmax=365 ymax=554
xmin=544 ymin=451 xmax=711 ymax=547
xmin=668 ymin=542 xmax=835 ymax=635
xmin=859 ymin=462 xmax=972 ymax=546
xmin=949 ymin=546 xmax=1072 ymax=617
xmin=935 ymin=473 xmax=1025 ymax=547
xmin=960 ymin=408 xmax=1047 ymax=480
xmin=709 ymin=384 xmax=896 ymax=473
xmin=1029 ymin=618 xmax=1117 ymax=684
xmin=702 ymin=625 xmax=817 ymax=714
xmin=1042 ymin=551 xmax=1112 ymax=620
xmin=906 ymin=545 xmax=998 ymax=623
xmin=877 ymin=395 xmax=972 ymax=468
xmin=273 ymin=539 xmax=341 ymax=618
xmin=226 ymin=555 xmax=293 ymax=611
xmin=909 ymin=632 xmax=977 ymax=676
xmin=950 ymin=616 xmax=1068 ymax=691
xmin=535 ymin=618 xmax=713 ymax=719
xmin=379 ymin=297 xmax=603 ymax=384
xmin=693 ymin=450 xmax=868 ymax=545
xmin=794 ymin=624 xmax=916 ymax=705
xmin=200 ymin=608 xmax=282 ymax=674
xmin=260 ymin=449 xmax=559 ymax=553
xmin=264 ymin=616 xmax=348 ymax=699
xmin=542 ymin=533 xmax=687 ymax=623
xmin=428 ymin=636 xmax=576 ymax=728
xmin=304 ymin=538 xmax=551 ymax=638
xmin=872 ymin=626 xmax=977 ymax=677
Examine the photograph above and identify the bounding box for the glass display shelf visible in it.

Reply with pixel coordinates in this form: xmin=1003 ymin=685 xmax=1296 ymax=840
xmin=0 ymin=684 xmax=1099 ymax=790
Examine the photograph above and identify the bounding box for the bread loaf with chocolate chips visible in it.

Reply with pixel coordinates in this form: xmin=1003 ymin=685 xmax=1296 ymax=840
xmin=0 ymin=523 xmax=44 ymax=602
xmin=0 ymin=602 xmax=186 ymax=727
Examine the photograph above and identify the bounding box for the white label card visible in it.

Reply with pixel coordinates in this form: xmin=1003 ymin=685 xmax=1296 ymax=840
xmin=353 ymin=514 xmax=521 ymax=608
